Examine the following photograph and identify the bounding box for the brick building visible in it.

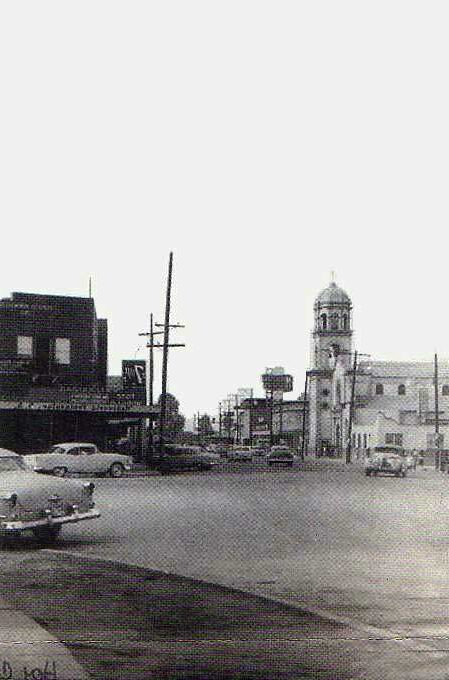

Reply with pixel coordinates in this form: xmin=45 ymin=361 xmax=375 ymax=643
xmin=0 ymin=292 xmax=154 ymax=453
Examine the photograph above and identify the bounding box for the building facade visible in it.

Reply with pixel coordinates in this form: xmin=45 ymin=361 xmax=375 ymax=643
xmin=0 ymin=292 xmax=154 ymax=453
xmin=307 ymin=280 xmax=448 ymax=456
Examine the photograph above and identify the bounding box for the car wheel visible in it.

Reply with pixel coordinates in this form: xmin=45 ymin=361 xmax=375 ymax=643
xmin=109 ymin=463 xmax=125 ymax=478
xmin=32 ymin=526 xmax=62 ymax=544
xmin=53 ymin=467 xmax=67 ymax=478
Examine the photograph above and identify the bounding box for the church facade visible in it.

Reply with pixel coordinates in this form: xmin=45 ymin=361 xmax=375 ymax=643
xmin=307 ymin=280 xmax=449 ymax=456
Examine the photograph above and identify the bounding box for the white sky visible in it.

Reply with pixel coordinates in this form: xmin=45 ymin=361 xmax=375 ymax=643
xmin=0 ymin=2 xmax=448 ymax=418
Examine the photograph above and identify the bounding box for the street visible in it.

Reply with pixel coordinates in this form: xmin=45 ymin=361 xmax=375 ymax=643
xmin=53 ymin=461 xmax=449 ymax=646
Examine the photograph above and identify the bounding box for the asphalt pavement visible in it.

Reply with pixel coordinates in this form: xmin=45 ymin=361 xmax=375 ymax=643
xmin=5 ymin=456 xmax=449 ymax=679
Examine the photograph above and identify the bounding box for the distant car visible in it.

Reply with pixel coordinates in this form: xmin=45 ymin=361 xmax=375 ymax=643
xmin=402 ymin=452 xmax=417 ymax=470
xmin=0 ymin=447 xmax=100 ymax=543
xmin=267 ymin=448 xmax=295 ymax=467
xmin=365 ymin=446 xmax=407 ymax=477
xmin=227 ymin=446 xmax=253 ymax=462
xmin=24 ymin=442 xmax=133 ymax=478
xmin=156 ymin=446 xmax=217 ymax=474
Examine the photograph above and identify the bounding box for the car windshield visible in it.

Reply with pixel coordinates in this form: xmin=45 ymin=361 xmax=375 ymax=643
xmin=49 ymin=446 xmax=66 ymax=454
xmin=0 ymin=457 xmax=27 ymax=472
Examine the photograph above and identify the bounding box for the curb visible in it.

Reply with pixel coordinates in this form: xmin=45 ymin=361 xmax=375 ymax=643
xmin=0 ymin=597 xmax=89 ymax=680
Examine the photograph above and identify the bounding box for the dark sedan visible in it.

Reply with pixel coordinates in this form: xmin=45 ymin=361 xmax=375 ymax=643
xmin=155 ymin=446 xmax=218 ymax=474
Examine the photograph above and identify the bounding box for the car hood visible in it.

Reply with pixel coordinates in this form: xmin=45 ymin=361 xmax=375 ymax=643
xmin=0 ymin=471 xmax=86 ymax=508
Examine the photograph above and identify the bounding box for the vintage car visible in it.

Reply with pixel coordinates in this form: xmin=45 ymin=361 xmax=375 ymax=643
xmin=155 ymin=446 xmax=218 ymax=474
xmin=267 ymin=447 xmax=295 ymax=467
xmin=365 ymin=446 xmax=407 ymax=477
xmin=24 ymin=442 xmax=133 ymax=478
xmin=227 ymin=446 xmax=253 ymax=462
xmin=0 ymin=447 xmax=100 ymax=543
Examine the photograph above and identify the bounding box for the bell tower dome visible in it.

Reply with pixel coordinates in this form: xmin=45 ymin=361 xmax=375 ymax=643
xmin=311 ymin=277 xmax=353 ymax=369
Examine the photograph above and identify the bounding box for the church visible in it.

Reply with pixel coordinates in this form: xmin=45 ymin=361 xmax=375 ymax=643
xmin=307 ymin=279 xmax=449 ymax=456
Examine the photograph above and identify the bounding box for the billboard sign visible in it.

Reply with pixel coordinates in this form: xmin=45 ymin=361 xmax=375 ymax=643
xmin=262 ymin=373 xmax=293 ymax=393
xmin=122 ymin=360 xmax=146 ymax=390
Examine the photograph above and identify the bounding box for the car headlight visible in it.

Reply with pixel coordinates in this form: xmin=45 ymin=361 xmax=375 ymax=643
xmin=0 ymin=493 xmax=18 ymax=519
xmin=83 ymin=482 xmax=95 ymax=508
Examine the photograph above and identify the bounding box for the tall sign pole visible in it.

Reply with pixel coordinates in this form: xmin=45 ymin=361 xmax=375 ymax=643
xmin=159 ymin=252 xmax=174 ymax=455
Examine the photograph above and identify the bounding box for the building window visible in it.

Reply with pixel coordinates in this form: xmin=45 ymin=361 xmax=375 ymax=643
xmin=352 ymin=433 xmax=356 ymax=447
xmin=385 ymin=433 xmax=403 ymax=446
xmin=55 ymin=338 xmax=70 ymax=365
xmin=363 ymin=433 xmax=367 ymax=449
xmin=17 ymin=336 xmax=33 ymax=357
xmin=357 ymin=434 xmax=362 ymax=448
xmin=322 ymin=388 xmax=329 ymax=396
xmin=342 ymin=313 xmax=349 ymax=330
xmin=320 ymin=313 xmax=327 ymax=330
xmin=375 ymin=383 xmax=384 ymax=395
xmin=443 ymin=385 xmax=449 ymax=396
xmin=398 ymin=384 xmax=406 ymax=395
xmin=330 ymin=313 xmax=339 ymax=330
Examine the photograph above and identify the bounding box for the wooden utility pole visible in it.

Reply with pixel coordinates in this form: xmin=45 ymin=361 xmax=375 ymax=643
xmin=435 ymin=353 xmax=441 ymax=470
xmin=346 ymin=350 xmax=358 ymax=464
xmin=301 ymin=372 xmax=309 ymax=461
xmin=139 ymin=313 xmax=164 ymax=462
xmin=248 ymin=389 xmax=254 ymax=446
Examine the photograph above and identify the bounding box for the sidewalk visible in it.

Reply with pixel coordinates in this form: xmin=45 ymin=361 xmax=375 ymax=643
xmin=0 ymin=593 xmax=89 ymax=680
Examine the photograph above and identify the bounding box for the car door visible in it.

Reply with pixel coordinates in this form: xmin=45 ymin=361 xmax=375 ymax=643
xmin=78 ymin=445 xmax=103 ymax=474
xmin=62 ymin=446 xmax=82 ymax=473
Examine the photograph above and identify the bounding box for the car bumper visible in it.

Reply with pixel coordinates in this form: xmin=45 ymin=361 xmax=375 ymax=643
xmin=0 ymin=508 xmax=101 ymax=533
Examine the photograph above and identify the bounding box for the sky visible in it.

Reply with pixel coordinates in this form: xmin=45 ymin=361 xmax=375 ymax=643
xmin=1 ymin=2 xmax=449 ymax=419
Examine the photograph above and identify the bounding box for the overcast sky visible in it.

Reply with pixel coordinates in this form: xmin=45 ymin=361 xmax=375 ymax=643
xmin=0 ymin=2 xmax=448 ymax=418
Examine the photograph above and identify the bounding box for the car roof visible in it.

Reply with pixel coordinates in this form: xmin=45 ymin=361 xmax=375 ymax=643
xmin=0 ymin=448 xmax=19 ymax=458
xmin=53 ymin=442 xmax=96 ymax=448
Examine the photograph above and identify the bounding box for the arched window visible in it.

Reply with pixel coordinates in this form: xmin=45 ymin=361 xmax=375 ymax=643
xmin=443 ymin=385 xmax=449 ymax=396
xmin=357 ymin=434 xmax=362 ymax=448
xmin=398 ymin=384 xmax=406 ymax=395
xmin=320 ymin=313 xmax=327 ymax=330
xmin=375 ymin=383 xmax=384 ymax=395
xmin=330 ymin=313 xmax=339 ymax=330
xmin=363 ymin=434 xmax=367 ymax=449
xmin=342 ymin=313 xmax=349 ymax=330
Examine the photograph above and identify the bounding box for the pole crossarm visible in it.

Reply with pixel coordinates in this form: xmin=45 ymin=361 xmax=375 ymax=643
xmin=146 ymin=343 xmax=185 ymax=348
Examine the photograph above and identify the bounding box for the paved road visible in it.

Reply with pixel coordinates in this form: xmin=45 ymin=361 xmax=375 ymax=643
xmin=53 ymin=462 xmax=449 ymax=644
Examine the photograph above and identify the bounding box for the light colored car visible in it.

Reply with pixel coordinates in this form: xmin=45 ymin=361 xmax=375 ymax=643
xmin=0 ymin=447 xmax=100 ymax=543
xmin=365 ymin=446 xmax=407 ymax=477
xmin=227 ymin=446 xmax=253 ymax=461
xmin=24 ymin=442 xmax=133 ymax=478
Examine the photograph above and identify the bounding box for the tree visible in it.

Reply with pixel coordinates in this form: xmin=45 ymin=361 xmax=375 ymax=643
xmin=198 ymin=414 xmax=214 ymax=436
xmin=156 ymin=393 xmax=185 ymax=442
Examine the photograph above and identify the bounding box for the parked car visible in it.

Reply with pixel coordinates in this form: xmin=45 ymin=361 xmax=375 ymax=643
xmin=24 ymin=442 xmax=133 ymax=478
xmin=0 ymin=447 xmax=100 ymax=543
xmin=155 ymin=446 xmax=217 ymax=474
xmin=227 ymin=446 xmax=253 ymax=462
xmin=402 ymin=452 xmax=417 ymax=470
xmin=267 ymin=447 xmax=295 ymax=467
xmin=365 ymin=446 xmax=407 ymax=477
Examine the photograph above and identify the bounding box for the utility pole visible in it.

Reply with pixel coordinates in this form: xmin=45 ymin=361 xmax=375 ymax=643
xmin=234 ymin=394 xmax=239 ymax=444
xmin=139 ymin=313 xmax=164 ymax=463
xmin=346 ymin=351 xmax=358 ymax=465
xmin=248 ymin=389 xmax=254 ymax=447
xmin=301 ymin=371 xmax=309 ymax=461
xmin=435 ymin=352 xmax=441 ymax=470
xmin=140 ymin=253 xmax=185 ymax=456
xmin=218 ymin=402 xmax=222 ymax=438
